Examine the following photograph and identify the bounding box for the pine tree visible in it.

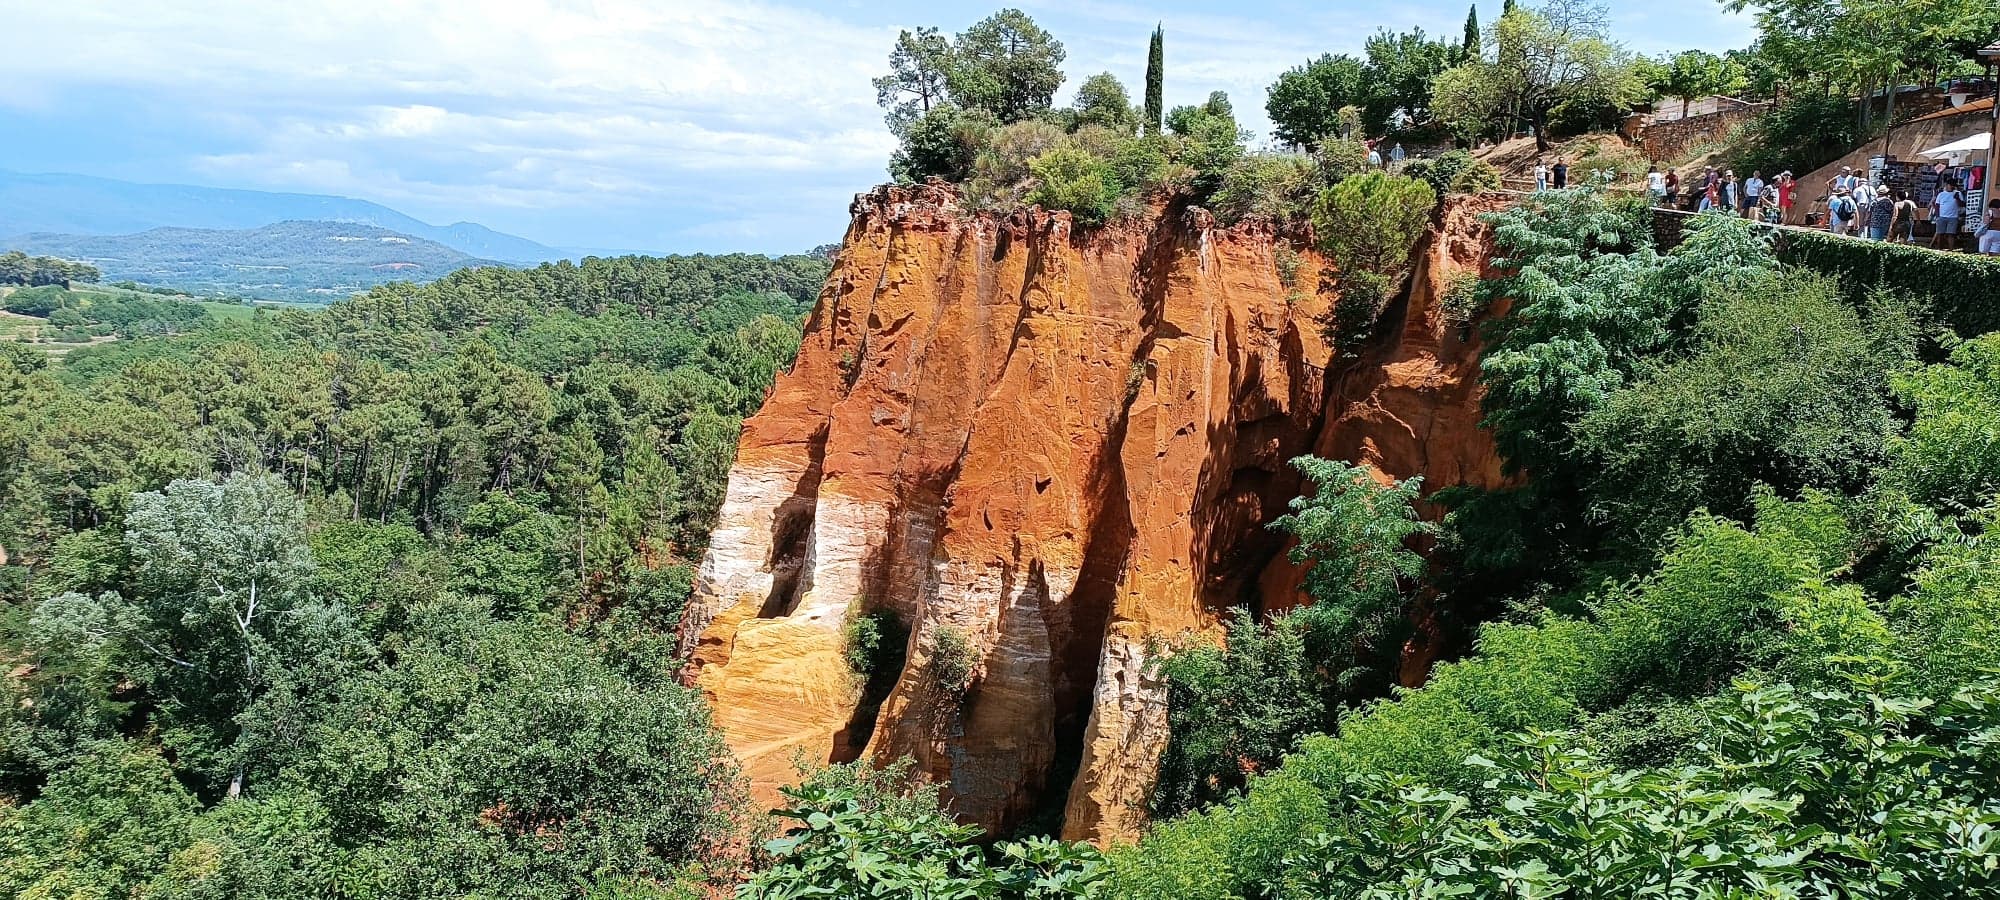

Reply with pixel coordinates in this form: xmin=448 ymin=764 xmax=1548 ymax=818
xmin=1502 ymin=0 xmax=1516 ymax=12
xmin=1461 ymin=5 xmax=1480 ymax=62
xmin=1144 ymin=24 xmax=1164 ymax=136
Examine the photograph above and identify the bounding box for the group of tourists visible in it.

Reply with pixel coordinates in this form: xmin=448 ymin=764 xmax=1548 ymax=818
xmin=1645 ymin=165 xmax=1792 ymax=223
xmin=1822 ymin=165 xmax=2000 ymax=254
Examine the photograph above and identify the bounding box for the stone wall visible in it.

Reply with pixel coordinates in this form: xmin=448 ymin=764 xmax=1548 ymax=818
xmin=1640 ymin=102 xmax=1769 ymax=163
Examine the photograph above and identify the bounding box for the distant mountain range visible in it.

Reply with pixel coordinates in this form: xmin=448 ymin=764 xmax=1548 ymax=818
xmin=9 ymin=221 xmax=498 ymax=302
xmin=0 ymin=170 xmax=562 ymax=263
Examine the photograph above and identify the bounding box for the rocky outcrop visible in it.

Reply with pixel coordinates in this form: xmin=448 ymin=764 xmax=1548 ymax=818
xmin=680 ymin=184 xmax=1511 ymax=844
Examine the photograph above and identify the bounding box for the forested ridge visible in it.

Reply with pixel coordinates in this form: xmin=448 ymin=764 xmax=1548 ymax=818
xmin=0 ymin=251 xmax=827 ymax=898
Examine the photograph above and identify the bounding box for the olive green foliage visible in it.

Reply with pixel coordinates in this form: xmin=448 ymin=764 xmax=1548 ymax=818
xmin=1457 ymin=198 xmax=1771 ymax=580
xmin=1437 ymin=270 xmax=1483 ymax=326
xmin=1575 ymin=270 xmax=1909 ymax=543
xmin=1431 ymin=2 xmax=1646 ymax=149
xmin=1312 ymin=172 xmax=1436 ymax=354
xmin=1209 ymin=153 xmax=1316 ymax=226
xmin=1070 ymin=72 xmax=1137 ymax=133
xmin=1265 ymin=678 xmax=2000 ymax=899
xmin=0 ymin=251 xmax=824 ymax=896
xmin=0 ymin=249 xmax=100 ymax=286
xmin=1887 ymin=334 xmax=2000 ymax=512
xmin=844 ymin=608 xmax=906 ymax=676
xmin=1026 ymin=144 xmax=1123 ymax=225
xmin=932 ymin=625 xmax=978 ymax=694
xmin=1154 ymin=459 xmax=1431 ymax=817
xmin=877 ymin=14 xmax=1288 ymax=223
xmin=742 ymin=758 xmax=1108 ymax=899
xmin=1387 ymin=146 xmax=1468 ymax=195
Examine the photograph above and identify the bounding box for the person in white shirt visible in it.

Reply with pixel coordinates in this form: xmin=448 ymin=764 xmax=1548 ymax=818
xmin=1647 ymin=165 xmax=1667 ymax=203
xmin=1852 ymin=179 xmax=1875 ymax=211
xmin=1743 ymin=171 xmax=1765 ymax=217
xmin=1534 ymin=160 xmax=1549 ymax=191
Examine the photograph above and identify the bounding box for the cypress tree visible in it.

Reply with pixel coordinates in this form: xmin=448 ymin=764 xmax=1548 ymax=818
xmin=1144 ymin=24 xmax=1164 ymax=136
xmin=1461 ymin=5 xmax=1479 ymax=61
xmin=1502 ymin=0 xmax=1516 ymax=12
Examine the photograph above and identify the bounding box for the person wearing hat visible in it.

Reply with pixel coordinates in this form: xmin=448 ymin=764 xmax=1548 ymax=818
xmin=1830 ymin=166 xmax=1859 ymax=195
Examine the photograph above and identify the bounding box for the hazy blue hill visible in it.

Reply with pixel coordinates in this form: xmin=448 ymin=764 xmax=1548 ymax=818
xmin=0 ymin=170 xmax=559 ymax=263
xmin=8 ymin=221 xmax=500 ymax=301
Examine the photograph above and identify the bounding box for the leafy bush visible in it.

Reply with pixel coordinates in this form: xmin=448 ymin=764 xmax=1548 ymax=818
xmin=843 ymin=609 xmax=905 ymax=676
xmin=1154 ymin=459 xmax=1429 ymax=817
xmin=931 ymin=625 xmax=977 ymax=694
xmin=1312 ymin=172 xmax=1435 ymax=354
xmin=1437 ymin=270 xmax=1482 ymax=326
xmin=1210 ymin=153 xmax=1315 ymax=225
xmin=892 ymin=106 xmax=997 ymax=183
xmin=1731 ymin=94 xmax=1858 ymax=181
xmin=1400 ymin=149 xmax=1483 ymax=198
xmin=2 ymin=284 xmax=71 ymax=317
xmin=1026 ymin=144 xmax=1123 ymax=225
xmin=742 ymin=758 xmax=1107 ymax=900
xmin=1575 ymin=269 xmax=1907 ymax=543
xmin=1445 ymin=157 xmax=1501 ymax=193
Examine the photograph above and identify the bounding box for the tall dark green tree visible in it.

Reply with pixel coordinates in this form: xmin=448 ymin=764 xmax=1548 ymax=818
xmin=1462 ymin=5 xmax=1480 ymax=60
xmin=948 ymin=8 xmax=1067 ymax=123
xmin=1144 ymin=24 xmax=1165 ymax=135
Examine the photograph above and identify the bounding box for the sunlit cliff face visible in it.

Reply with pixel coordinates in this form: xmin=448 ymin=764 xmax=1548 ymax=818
xmin=680 ymin=183 xmax=1513 ymax=843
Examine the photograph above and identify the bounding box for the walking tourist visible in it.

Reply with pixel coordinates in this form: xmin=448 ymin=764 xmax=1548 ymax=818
xmin=1893 ymin=190 xmax=1918 ymax=243
xmin=1534 ymin=159 xmax=1548 ymax=191
xmin=1647 ymin=165 xmax=1666 ymax=204
xmin=1827 ymin=188 xmax=1856 ymax=235
xmin=1777 ymin=172 xmax=1796 ymax=219
xmin=1552 ymin=159 xmax=1568 ymax=189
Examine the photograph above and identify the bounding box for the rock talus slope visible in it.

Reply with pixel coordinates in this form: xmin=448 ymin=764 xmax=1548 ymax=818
xmin=680 ymin=184 xmax=1510 ymax=843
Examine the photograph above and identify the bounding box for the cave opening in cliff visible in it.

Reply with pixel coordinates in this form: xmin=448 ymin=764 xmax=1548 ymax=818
xmin=757 ymin=500 xmax=814 ymax=619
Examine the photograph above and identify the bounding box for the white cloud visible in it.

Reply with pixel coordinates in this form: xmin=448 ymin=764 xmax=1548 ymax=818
xmin=0 ymin=0 xmax=1765 ymax=250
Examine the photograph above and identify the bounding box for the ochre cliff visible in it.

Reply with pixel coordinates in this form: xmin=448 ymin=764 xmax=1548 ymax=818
xmin=680 ymin=184 xmax=1510 ymax=843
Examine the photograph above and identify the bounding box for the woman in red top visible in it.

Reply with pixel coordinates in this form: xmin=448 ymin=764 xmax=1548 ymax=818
xmin=1776 ymin=174 xmax=1796 ymax=220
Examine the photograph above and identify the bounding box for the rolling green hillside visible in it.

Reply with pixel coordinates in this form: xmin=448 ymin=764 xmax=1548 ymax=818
xmin=4 ymin=220 xmax=500 ymax=301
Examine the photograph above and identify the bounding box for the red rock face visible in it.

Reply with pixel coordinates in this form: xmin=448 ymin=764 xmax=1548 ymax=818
xmin=680 ymin=185 xmax=1511 ymax=844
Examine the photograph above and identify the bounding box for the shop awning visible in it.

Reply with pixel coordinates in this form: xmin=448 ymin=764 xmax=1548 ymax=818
xmin=1919 ymin=133 xmax=1993 ymax=159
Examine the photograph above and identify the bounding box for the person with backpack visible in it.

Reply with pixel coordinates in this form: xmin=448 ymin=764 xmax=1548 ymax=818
xmin=1931 ymin=179 xmax=1965 ymax=251
xmin=1827 ymin=188 xmax=1857 ymax=235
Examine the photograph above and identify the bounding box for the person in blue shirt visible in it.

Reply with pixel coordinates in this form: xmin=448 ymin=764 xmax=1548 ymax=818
xmin=1931 ymin=179 xmax=1965 ymax=251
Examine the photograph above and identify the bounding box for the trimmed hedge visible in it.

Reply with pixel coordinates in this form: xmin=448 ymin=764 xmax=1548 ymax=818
xmin=1772 ymin=229 xmax=2000 ymax=337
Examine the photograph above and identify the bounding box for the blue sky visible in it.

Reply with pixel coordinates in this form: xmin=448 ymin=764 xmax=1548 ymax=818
xmin=0 ymin=1 xmax=1751 ymax=254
